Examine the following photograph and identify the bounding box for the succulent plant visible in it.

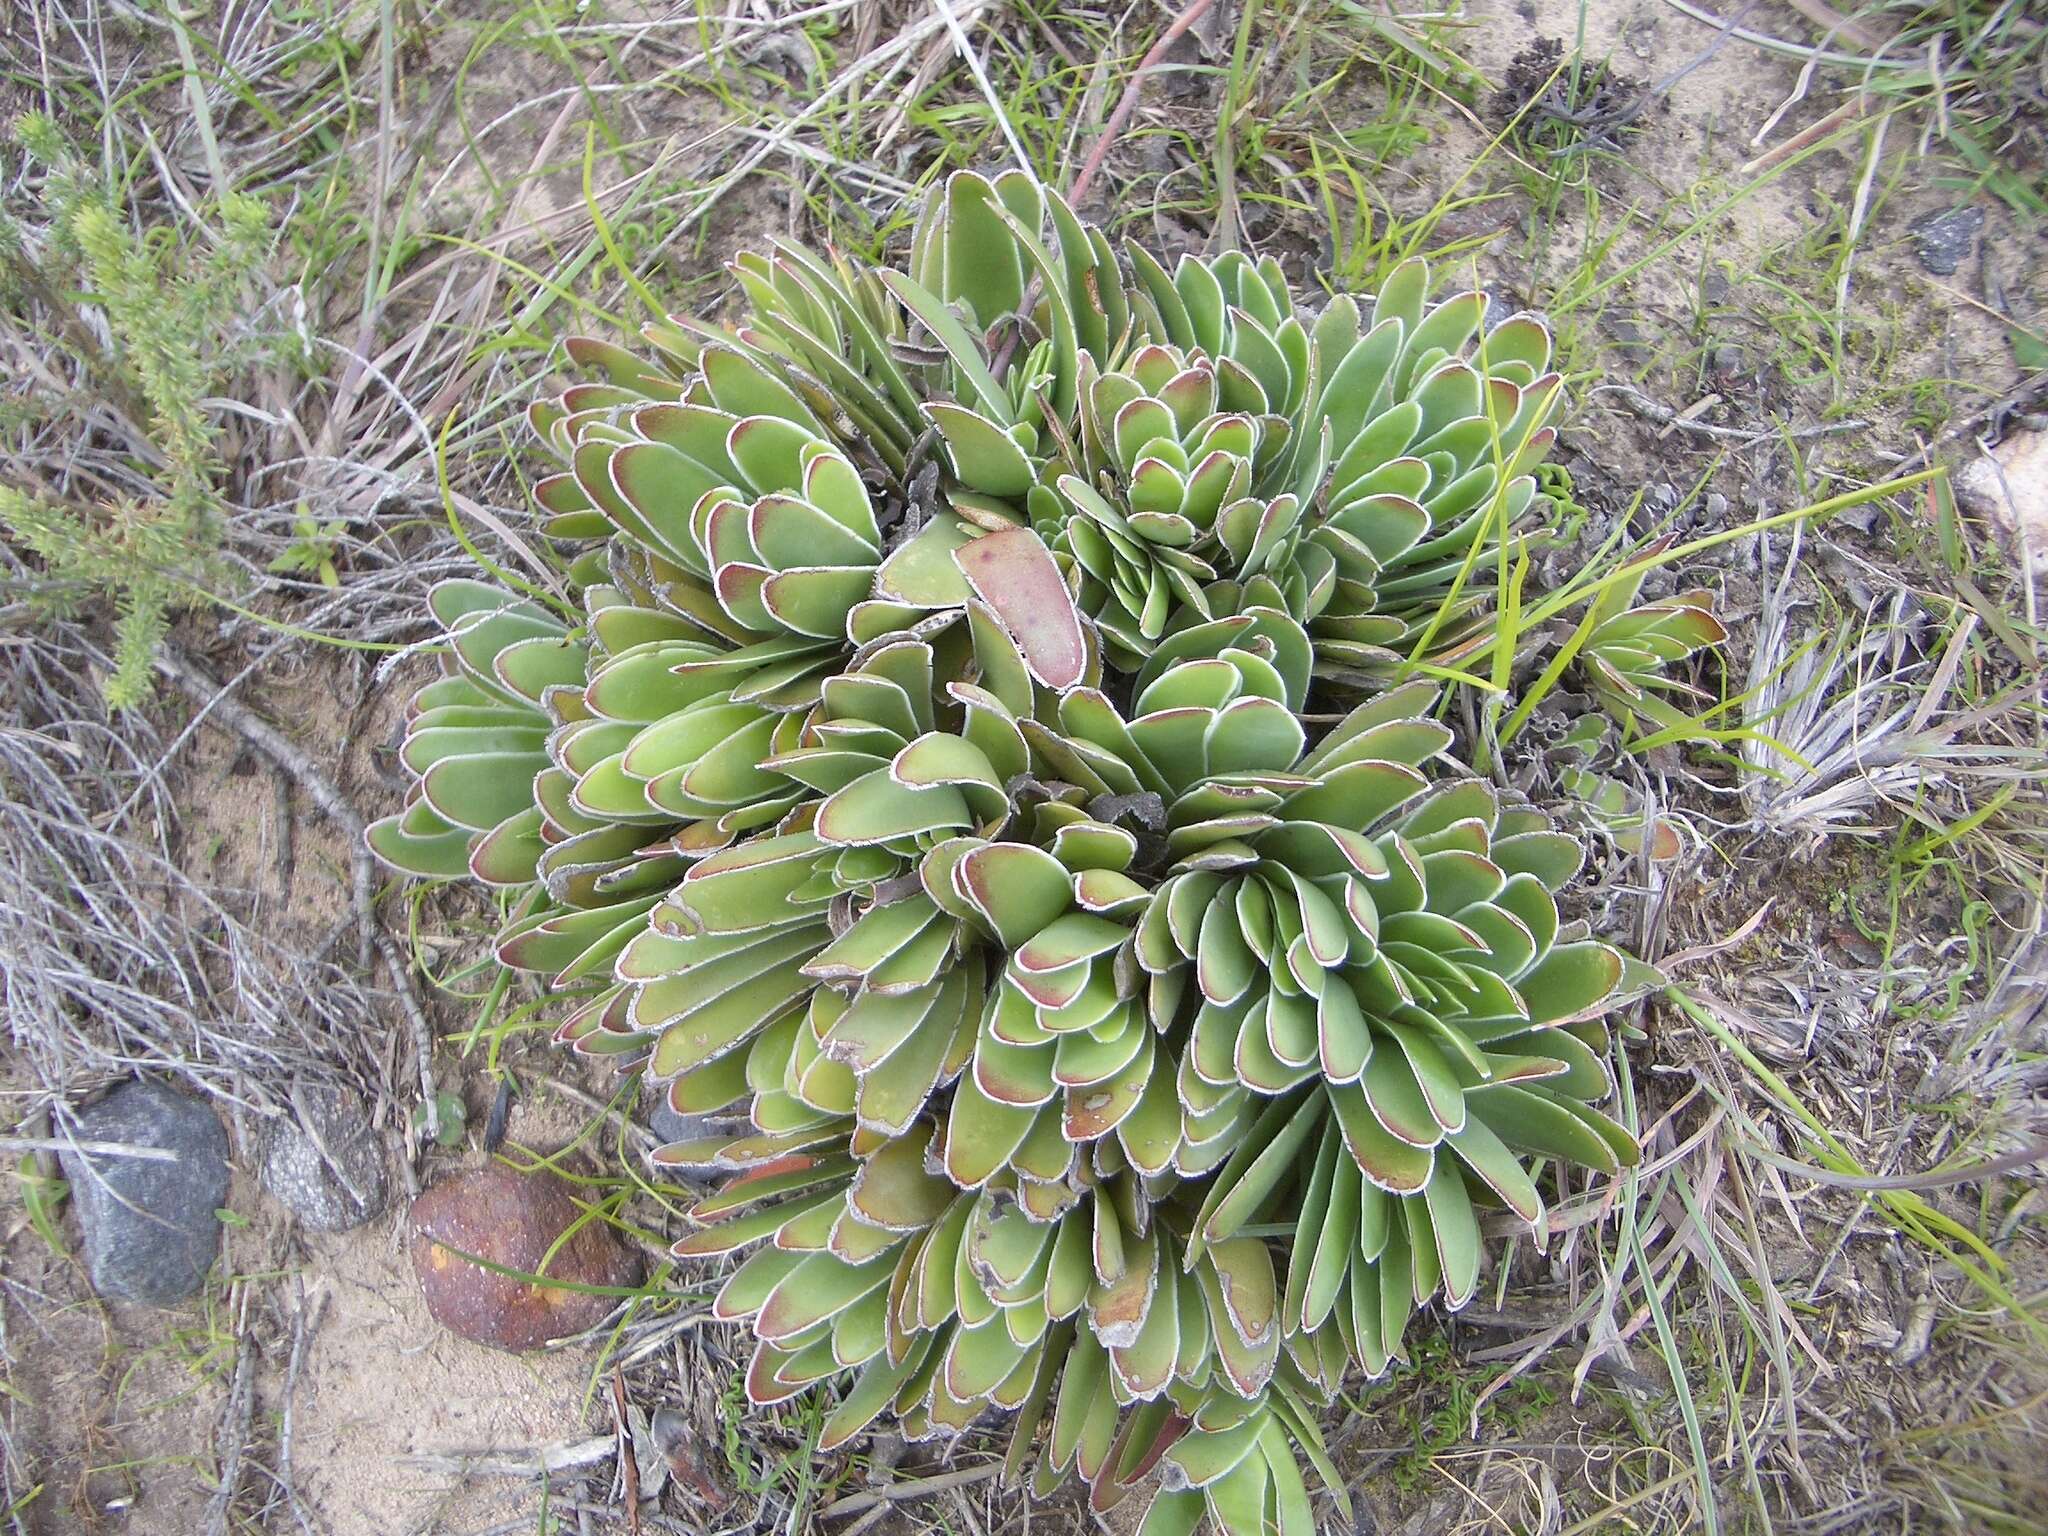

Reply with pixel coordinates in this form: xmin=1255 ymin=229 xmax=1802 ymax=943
xmin=1583 ymin=588 xmax=1728 ymax=738
xmin=371 ymin=171 xmax=1666 ymax=1534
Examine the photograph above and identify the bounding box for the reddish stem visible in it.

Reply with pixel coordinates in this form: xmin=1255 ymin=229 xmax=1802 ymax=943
xmin=989 ymin=0 xmax=1218 ymax=382
xmin=1068 ymin=0 xmax=1220 ymax=205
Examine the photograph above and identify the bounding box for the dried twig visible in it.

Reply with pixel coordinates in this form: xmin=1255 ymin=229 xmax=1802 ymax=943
xmin=278 ymin=1278 xmax=328 ymax=1536
xmin=201 ymin=1330 xmax=259 ymax=1536
xmin=816 ymin=1464 xmax=1003 ymax=1519
xmin=0 ymin=1135 xmax=179 ymax=1162
xmin=406 ymin=1437 xmax=617 ymax=1478
xmin=1591 ymin=384 xmax=1869 ymax=445
xmin=1735 ymin=1136 xmax=2048 ymax=1192
xmin=378 ymin=929 xmax=443 ymax=1151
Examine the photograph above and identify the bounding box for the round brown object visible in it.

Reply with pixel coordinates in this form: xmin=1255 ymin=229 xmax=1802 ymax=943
xmin=409 ymin=1162 xmax=642 ymax=1351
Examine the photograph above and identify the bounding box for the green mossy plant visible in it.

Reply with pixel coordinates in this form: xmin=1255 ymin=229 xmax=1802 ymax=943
xmin=371 ymin=171 xmax=1702 ymax=1533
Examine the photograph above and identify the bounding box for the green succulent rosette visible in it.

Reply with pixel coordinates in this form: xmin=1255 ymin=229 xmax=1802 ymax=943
xmin=366 ymin=169 xmax=1675 ymax=1536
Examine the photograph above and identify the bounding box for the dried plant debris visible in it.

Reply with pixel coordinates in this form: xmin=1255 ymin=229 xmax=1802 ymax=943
xmin=1493 ymin=38 xmax=1665 ymax=161
xmin=0 ymin=607 xmax=388 ymax=1117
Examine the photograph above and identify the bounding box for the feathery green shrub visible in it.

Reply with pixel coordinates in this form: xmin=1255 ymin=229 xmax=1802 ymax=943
xmin=372 ymin=172 xmax=1687 ymax=1533
xmin=0 ymin=114 xmax=274 ymax=708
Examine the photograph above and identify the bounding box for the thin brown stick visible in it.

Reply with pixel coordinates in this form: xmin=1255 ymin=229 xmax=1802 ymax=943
xmin=1590 ymin=383 xmax=1869 ymax=446
xmin=279 ymin=1277 xmax=328 ymax=1536
xmin=1739 ymin=91 xmax=1869 ymax=176
xmin=201 ymin=1330 xmax=258 ymax=1536
xmin=990 ymin=0 xmax=1219 ymax=385
xmin=377 ymin=930 xmax=445 ymax=1154
xmin=1068 ymin=0 xmax=1219 ymax=205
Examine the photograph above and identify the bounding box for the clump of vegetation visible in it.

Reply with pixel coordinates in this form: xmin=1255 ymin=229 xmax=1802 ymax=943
xmin=1492 ymin=37 xmax=1662 ymax=164
xmin=1826 ymin=0 xmax=2047 ymax=216
xmin=367 ymin=171 xmax=1718 ymax=1529
xmin=0 ymin=114 xmax=276 ymax=708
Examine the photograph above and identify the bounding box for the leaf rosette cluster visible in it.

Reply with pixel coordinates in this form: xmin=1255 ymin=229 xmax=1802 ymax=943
xmin=371 ymin=171 xmax=1664 ymax=1535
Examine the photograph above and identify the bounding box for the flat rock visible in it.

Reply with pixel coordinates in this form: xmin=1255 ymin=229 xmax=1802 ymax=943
xmin=261 ymin=1085 xmax=388 ymax=1232
xmin=58 ymin=1079 xmax=231 ymax=1306
xmin=1908 ymin=206 xmax=1983 ymax=277
xmin=1954 ymin=428 xmax=2048 ymax=572
xmin=410 ymin=1162 xmax=642 ymax=1351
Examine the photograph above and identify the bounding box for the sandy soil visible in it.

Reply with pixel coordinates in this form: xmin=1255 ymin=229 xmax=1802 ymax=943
xmin=1 ymin=1093 xmax=654 ymax=1534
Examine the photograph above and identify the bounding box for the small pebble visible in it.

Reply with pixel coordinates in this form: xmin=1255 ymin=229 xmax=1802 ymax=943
xmin=261 ymin=1084 xmax=388 ymax=1233
xmin=1907 ymin=206 xmax=1983 ymax=277
xmin=1606 ymin=316 xmax=1653 ymax=366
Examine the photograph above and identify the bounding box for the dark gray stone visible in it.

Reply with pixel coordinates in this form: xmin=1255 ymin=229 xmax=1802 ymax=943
xmin=1908 ymin=206 xmax=1983 ymax=277
xmin=59 ymin=1079 xmax=230 ymax=1305
xmin=261 ymin=1085 xmax=388 ymax=1232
